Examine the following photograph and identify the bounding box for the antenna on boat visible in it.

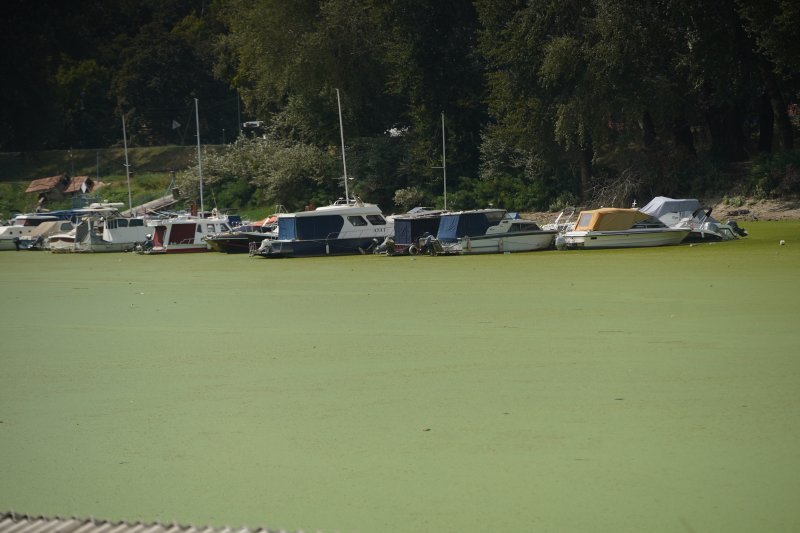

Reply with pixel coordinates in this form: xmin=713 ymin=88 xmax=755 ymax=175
xmin=195 ymin=98 xmax=204 ymax=216
xmin=432 ymin=112 xmax=447 ymax=210
xmin=336 ymin=88 xmax=350 ymax=203
xmin=121 ymin=114 xmax=133 ymax=213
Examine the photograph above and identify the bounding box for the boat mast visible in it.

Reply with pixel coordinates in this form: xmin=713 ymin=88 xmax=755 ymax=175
xmin=441 ymin=112 xmax=447 ymax=211
xmin=195 ymin=98 xmax=204 ymax=215
xmin=432 ymin=112 xmax=447 ymax=210
xmin=121 ymin=114 xmax=133 ymax=213
xmin=336 ymin=89 xmax=349 ymax=203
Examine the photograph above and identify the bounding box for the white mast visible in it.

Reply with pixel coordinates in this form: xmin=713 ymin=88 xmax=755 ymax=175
xmin=121 ymin=114 xmax=133 ymax=212
xmin=336 ymin=89 xmax=349 ymax=203
xmin=195 ymin=98 xmax=204 ymax=215
xmin=432 ymin=112 xmax=447 ymax=210
xmin=441 ymin=112 xmax=447 ymax=211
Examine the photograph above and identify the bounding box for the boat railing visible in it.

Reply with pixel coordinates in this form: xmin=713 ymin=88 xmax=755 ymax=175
xmin=543 ymin=206 xmax=580 ymax=233
xmin=332 ymin=196 xmax=364 ymax=207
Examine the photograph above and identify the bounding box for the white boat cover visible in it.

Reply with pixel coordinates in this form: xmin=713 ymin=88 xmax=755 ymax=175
xmin=640 ymin=196 xmax=718 ymax=222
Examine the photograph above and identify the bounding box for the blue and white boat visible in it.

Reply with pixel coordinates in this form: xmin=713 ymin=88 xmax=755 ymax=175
xmin=456 ymin=213 xmax=558 ymax=254
xmin=409 ymin=209 xmax=557 ymax=255
xmin=388 ymin=208 xmax=446 ymax=255
xmin=253 ymin=89 xmax=393 ymax=258
xmin=253 ymin=198 xmax=391 ymax=258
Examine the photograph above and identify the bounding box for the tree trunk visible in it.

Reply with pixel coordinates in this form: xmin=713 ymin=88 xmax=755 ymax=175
xmin=640 ymin=110 xmax=656 ymax=148
xmin=578 ymin=141 xmax=593 ymax=202
xmin=672 ymin=116 xmax=696 ymax=157
xmin=758 ymin=90 xmax=774 ymax=153
xmin=766 ymin=75 xmax=795 ymax=150
xmin=706 ymin=106 xmax=748 ymax=161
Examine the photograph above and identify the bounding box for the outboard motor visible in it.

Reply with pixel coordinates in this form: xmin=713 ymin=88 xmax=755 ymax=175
xmin=136 ymin=234 xmax=154 ymax=253
xmin=256 ymin=238 xmax=273 ymax=255
xmin=726 ymin=220 xmax=748 ymax=237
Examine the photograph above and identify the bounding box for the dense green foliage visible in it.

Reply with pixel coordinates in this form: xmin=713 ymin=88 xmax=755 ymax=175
xmin=2 ymin=0 xmax=798 ymax=210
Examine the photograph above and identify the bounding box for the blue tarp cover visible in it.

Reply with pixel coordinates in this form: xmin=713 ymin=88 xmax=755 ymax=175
xmin=394 ymin=216 xmax=442 ymax=245
xmin=437 ymin=211 xmax=503 ymax=243
xmin=278 ymin=214 xmax=344 ymax=241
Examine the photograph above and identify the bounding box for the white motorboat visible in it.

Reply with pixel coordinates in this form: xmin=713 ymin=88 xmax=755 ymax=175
xmin=559 ymin=208 xmax=690 ymax=249
xmin=0 ymin=213 xmax=71 ymax=250
xmin=48 ymin=203 xmax=150 ymax=253
xmin=458 ymin=214 xmax=557 ymax=254
xmin=142 ymin=213 xmax=233 ymax=253
xmin=253 ymin=198 xmax=392 ymax=257
xmin=639 ymin=196 xmax=744 ymax=241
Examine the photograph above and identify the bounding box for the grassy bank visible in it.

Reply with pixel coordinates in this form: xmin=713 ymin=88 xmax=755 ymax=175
xmin=0 ymin=146 xmax=207 ymax=215
xmin=1 ymin=223 xmax=799 ymax=532
xmin=0 ymin=146 xmax=203 ymax=182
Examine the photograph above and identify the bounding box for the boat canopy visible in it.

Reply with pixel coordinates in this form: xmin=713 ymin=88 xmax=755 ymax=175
xmin=278 ymin=214 xmax=344 ymax=241
xmin=640 ymin=196 xmax=717 ymax=222
xmin=437 ymin=210 xmax=506 ymax=243
xmin=394 ymin=215 xmax=442 ymax=245
xmin=573 ymin=208 xmax=650 ymax=231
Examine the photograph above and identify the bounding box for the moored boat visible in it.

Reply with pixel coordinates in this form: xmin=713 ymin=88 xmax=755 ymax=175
xmin=142 ymin=214 xmax=233 ymax=253
xmin=559 ymin=207 xmax=690 ymax=249
xmin=639 ymin=196 xmax=744 ymax=241
xmin=418 ymin=208 xmax=506 ymax=254
xmin=252 ymin=198 xmax=391 ymax=258
xmin=1 ymin=213 xmax=71 ymax=250
xmin=458 ymin=214 xmax=557 ymax=254
xmin=387 ymin=208 xmax=446 ymax=255
xmin=206 ymin=215 xmax=279 ymax=253
xmin=48 ymin=203 xmax=149 ymax=253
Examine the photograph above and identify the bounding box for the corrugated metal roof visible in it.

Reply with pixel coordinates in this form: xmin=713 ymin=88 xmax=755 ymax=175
xmin=25 ymin=175 xmax=66 ymax=193
xmin=64 ymin=175 xmax=93 ymax=194
xmin=0 ymin=513 xmax=314 ymax=533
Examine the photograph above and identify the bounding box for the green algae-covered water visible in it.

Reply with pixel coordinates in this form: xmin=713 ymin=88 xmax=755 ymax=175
xmin=2 ymin=221 xmax=799 ymax=532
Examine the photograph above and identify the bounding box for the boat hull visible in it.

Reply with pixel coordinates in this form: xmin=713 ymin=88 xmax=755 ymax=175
xmin=146 ymin=245 xmax=210 ymax=254
xmin=256 ymin=237 xmax=379 ymax=258
xmin=563 ymin=228 xmax=690 ymax=249
xmin=206 ymin=233 xmax=273 ymax=253
xmin=459 ymin=231 xmax=557 ymax=254
xmin=50 ymin=241 xmax=136 ymax=253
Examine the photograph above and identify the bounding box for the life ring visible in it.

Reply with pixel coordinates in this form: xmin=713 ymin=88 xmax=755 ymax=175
xmin=408 ymin=244 xmax=418 ymax=255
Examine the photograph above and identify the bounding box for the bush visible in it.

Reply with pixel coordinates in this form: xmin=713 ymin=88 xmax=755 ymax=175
xmin=747 ymin=150 xmax=800 ymax=196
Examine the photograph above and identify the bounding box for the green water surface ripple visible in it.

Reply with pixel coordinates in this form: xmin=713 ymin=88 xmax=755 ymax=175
xmin=1 ymin=221 xmax=799 ymax=532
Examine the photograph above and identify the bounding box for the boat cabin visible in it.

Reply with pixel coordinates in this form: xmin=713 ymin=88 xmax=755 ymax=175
xmin=573 ymin=208 xmax=650 ymax=232
xmin=436 ymin=209 xmax=506 ymax=243
xmin=392 ymin=211 xmax=445 ymax=247
xmin=276 ymin=209 xmax=387 ymax=241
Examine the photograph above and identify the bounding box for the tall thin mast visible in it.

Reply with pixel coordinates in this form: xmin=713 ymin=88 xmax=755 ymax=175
xmin=121 ymin=114 xmax=133 ymax=212
xmin=336 ymin=89 xmax=349 ymax=203
xmin=195 ymin=98 xmax=204 ymax=215
xmin=432 ymin=112 xmax=447 ymax=210
xmin=441 ymin=112 xmax=447 ymax=211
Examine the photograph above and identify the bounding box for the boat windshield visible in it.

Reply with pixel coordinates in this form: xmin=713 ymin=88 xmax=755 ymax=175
xmin=348 ymin=216 xmax=368 ymax=226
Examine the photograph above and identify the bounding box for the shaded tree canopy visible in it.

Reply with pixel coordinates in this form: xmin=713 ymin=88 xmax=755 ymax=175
xmin=2 ymin=0 xmax=798 ymax=210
